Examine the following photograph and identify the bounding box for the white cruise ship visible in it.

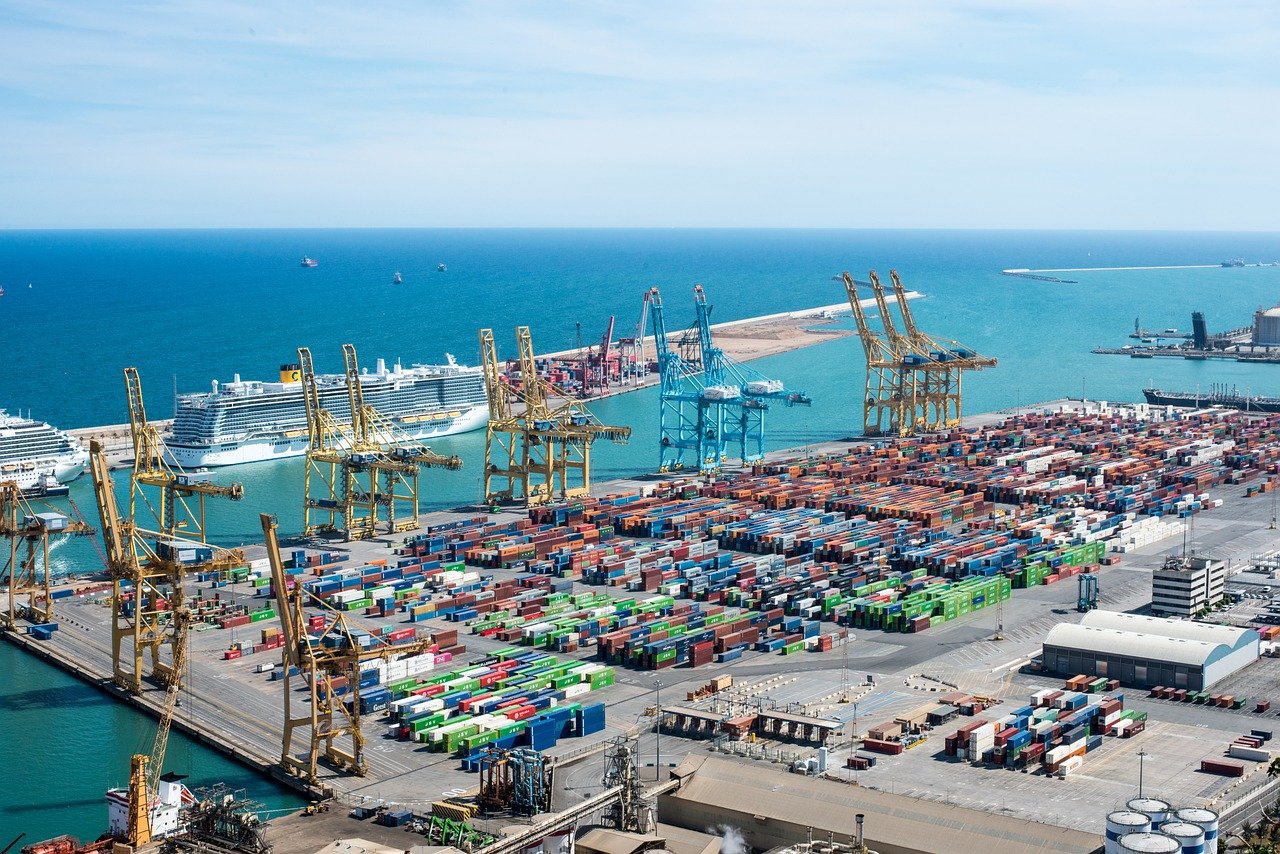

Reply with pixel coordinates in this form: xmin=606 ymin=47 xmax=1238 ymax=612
xmin=166 ymin=356 xmax=489 ymax=467
xmin=0 ymin=409 xmax=90 ymax=492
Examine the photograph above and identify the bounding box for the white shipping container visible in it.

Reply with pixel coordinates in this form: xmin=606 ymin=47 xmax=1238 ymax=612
xmin=406 ymin=653 xmax=436 ymax=674
xmin=564 ymin=683 xmax=591 ymax=698
xmin=1229 ymin=744 xmax=1271 ymax=762
xmin=1056 ymin=755 xmax=1084 ymax=777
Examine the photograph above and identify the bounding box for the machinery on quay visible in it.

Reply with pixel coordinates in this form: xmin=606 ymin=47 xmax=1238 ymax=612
xmin=648 ymin=285 xmax=809 ymax=472
xmin=479 ymin=326 xmax=631 ymax=506
xmin=91 ymin=368 xmax=245 ymax=694
xmin=1 ymin=482 xmax=93 ymax=629
xmin=299 ymin=344 xmax=462 ymax=540
xmin=1078 ymin=573 xmax=1100 ymax=612
xmin=478 ymin=747 xmax=554 ymax=816
xmin=842 ymin=270 xmax=995 ymax=437
xmin=574 ymin=316 xmax=618 ymax=396
xmin=261 ymin=512 xmax=437 ymax=783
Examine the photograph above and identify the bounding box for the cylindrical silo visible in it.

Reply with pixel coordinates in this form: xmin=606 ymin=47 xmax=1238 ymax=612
xmin=1106 ymin=812 xmax=1153 ymax=854
xmin=1159 ymin=822 xmax=1206 ymax=854
xmin=1173 ymin=808 xmax=1219 ymax=854
xmin=1118 ymin=832 xmax=1181 ymax=854
xmin=1128 ymin=797 xmax=1173 ymax=825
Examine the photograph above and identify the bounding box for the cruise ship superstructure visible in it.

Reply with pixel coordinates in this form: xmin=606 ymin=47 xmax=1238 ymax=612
xmin=166 ymin=356 xmax=488 ymax=467
xmin=0 ymin=409 xmax=89 ymax=491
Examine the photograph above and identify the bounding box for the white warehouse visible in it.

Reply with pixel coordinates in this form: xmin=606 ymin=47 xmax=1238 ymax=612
xmin=1042 ymin=610 xmax=1259 ymax=691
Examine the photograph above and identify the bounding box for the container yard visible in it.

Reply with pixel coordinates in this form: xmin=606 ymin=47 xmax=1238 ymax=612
xmin=16 ymin=399 xmax=1280 ymax=849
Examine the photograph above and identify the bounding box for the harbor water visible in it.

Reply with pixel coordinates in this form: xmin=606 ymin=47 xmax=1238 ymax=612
xmin=1 ymin=228 xmax=1278 ymax=836
xmin=0 ymin=641 xmax=306 ymax=841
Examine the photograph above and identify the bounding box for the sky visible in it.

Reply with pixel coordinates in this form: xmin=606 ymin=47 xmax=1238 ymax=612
xmin=1 ymin=1 xmax=1277 ymax=230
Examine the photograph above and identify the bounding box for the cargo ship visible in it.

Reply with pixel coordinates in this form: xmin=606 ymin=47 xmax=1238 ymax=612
xmin=1143 ymin=386 xmax=1280 ymax=413
xmin=166 ymin=356 xmax=488 ymax=467
xmin=0 ymin=409 xmax=89 ymax=493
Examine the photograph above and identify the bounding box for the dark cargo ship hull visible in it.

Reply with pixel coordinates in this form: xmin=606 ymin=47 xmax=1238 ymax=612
xmin=1143 ymin=388 xmax=1280 ymax=413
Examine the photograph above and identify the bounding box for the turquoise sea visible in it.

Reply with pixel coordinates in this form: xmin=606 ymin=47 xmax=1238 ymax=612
xmin=1 ymin=228 xmax=1279 ymax=838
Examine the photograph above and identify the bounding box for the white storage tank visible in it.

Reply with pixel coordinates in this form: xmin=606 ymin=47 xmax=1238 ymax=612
xmin=1128 ymin=797 xmax=1174 ymax=825
xmin=1173 ymin=808 xmax=1220 ymax=854
xmin=1118 ymin=832 xmax=1181 ymax=854
xmin=1158 ymin=822 xmax=1206 ymax=854
xmin=1106 ymin=812 xmax=1153 ymax=854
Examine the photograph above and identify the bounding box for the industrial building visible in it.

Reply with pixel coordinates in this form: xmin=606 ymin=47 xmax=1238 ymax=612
xmin=657 ymin=755 xmax=1103 ymax=854
xmin=1254 ymin=302 xmax=1280 ymax=347
xmin=1042 ymin=610 xmax=1259 ymax=691
xmin=1152 ymin=555 xmax=1228 ymax=616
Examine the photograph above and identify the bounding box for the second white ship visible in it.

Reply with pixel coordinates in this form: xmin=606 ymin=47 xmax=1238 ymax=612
xmin=166 ymin=356 xmax=488 ymax=468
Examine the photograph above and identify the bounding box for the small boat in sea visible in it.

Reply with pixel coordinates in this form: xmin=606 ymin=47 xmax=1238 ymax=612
xmin=438 ymin=263 xmax=447 ymax=272
xmin=300 ymin=256 xmax=318 ymax=268
xmin=0 ymin=285 xmax=5 ymax=297
xmin=393 ymin=271 xmax=403 ymax=285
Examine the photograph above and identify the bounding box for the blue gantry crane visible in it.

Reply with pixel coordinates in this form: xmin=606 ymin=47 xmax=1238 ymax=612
xmin=647 ymin=285 xmax=810 ymax=472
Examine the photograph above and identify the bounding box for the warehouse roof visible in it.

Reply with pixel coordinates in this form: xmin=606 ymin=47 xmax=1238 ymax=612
xmin=1044 ymin=624 xmax=1229 ymax=667
xmin=1080 ymin=610 xmax=1259 ymax=649
xmin=661 ymin=755 xmax=1102 ymax=854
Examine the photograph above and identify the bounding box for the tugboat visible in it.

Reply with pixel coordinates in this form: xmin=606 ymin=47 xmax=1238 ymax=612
xmin=392 ymin=271 xmax=403 ymax=285
xmin=437 ymin=263 xmax=447 ymax=272
xmin=300 ymin=256 xmax=318 ymax=268
xmin=24 ymin=472 xmax=70 ymax=498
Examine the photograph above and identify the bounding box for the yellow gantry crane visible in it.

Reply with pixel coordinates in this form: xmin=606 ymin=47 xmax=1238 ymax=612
xmin=261 ymin=512 xmax=436 ymax=783
xmin=0 ymin=482 xmax=94 ymax=629
xmin=91 ymin=368 xmax=245 ymax=693
xmin=300 ymin=345 xmax=462 ymax=540
xmin=842 ymin=271 xmax=908 ymax=436
xmin=479 ymin=326 xmax=631 ymax=506
xmin=841 ymin=270 xmax=996 ymax=437
xmin=888 ymin=269 xmax=997 ymax=429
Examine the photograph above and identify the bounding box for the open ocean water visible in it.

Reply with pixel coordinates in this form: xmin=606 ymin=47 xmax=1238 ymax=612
xmin=1 ymin=228 xmax=1279 ymax=838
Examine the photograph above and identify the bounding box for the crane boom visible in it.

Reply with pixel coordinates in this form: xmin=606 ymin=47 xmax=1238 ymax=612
xmin=479 ymin=329 xmax=512 ymax=421
xmin=889 ymin=270 xmax=926 ymax=348
xmin=516 ymin=326 xmax=547 ymax=414
xmin=298 ymin=347 xmax=325 ymax=451
xmin=125 ymin=368 xmax=165 ymax=480
xmin=868 ymin=271 xmax=912 ymax=356
xmin=343 ymin=344 xmax=370 ymax=443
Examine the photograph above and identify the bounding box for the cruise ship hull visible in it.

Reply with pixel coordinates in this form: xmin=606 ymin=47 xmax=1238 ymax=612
xmin=2 ymin=450 xmax=88 ymax=491
xmin=164 ymin=404 xmax=488 ymax=468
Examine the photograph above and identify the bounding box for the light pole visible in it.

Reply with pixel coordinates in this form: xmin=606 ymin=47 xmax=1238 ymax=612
xmin=1137 ymin=749 xmax=1148 ymax=797
xmin=653 ymin=678 xmax=663 ymax=781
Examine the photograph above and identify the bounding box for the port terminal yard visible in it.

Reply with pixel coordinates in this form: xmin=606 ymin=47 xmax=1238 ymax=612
xmin=17 ymin=398 xmax=1280 ymax=846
